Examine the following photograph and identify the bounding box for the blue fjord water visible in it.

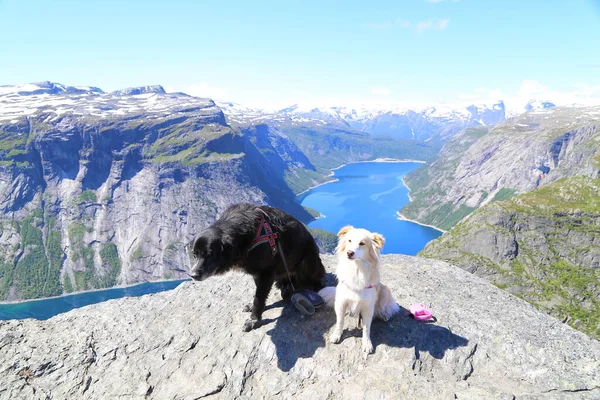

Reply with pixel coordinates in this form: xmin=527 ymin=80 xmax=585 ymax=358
xmin=300 ymin=161 xmax=442 ymax=255
xmin=0 ymin=280 xmax=187 ymax=321
xmin=0 ymin=161 xmax=441 ymax=321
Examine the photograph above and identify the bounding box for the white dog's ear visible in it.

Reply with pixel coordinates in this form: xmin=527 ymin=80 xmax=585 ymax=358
xmin=371 ymin=233 xmax=385 ymax=250
xmin=337 ymin=225 xmax=354 ymax=237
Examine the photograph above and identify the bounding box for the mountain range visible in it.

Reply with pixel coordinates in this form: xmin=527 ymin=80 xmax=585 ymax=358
xmin=0 ymin=81 xmax=444 ymax=301
xmin=220 ymin=100 xmax=507 ymax=147
xmin=399 ymin=104 xmax=600 ymax=338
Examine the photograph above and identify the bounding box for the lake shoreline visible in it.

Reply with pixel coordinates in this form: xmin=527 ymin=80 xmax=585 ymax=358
xmin=297 ymin=158 xmax=427 ymax=196
xmin=398 ymin=176 xmax=446 ymax=233
xmin=396 ymin=211 xmax=446 ymax=234
xmin=0 ymin=278 xmax=190 ymax=306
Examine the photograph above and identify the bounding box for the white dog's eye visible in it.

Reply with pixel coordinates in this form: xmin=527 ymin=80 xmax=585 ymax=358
xmin=359 ymin=241 xmax=365 ymax=246
xmin=348 ymin=239 xmax=352 ymax=243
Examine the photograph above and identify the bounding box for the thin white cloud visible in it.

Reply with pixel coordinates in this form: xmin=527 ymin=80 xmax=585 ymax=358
xmin=185 ymin=82 xmax=228 ymax=100
xmin=363 ymin=18 xmax=450 ymax=33
xmin=457 ymin=80 xmax=600 ymax=111
xmin=415 ymin=19 xmax=449 ymax=33
xmin=371 ymin=87 xmax=392 ymax=96
xmin=395 ymin=18 xmax=412 ymax=29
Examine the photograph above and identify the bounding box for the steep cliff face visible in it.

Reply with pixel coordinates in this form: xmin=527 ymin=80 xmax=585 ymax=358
xmin=1 ymin=255 xmax=598 ymax=399
xmin=420 ymin=177 xmax=600 ymax=338
xmin=0 ymin=84 xmax=315 ymax=301
xmin=401 ymin=106 xmax=600 ymax=231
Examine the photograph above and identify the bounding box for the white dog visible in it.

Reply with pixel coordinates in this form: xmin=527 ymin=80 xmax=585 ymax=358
xmin=319 ymin=226 xmax=400 ymax=355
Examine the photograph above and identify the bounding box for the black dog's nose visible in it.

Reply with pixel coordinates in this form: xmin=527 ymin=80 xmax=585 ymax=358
xmin=347 ymin=250 xmax=355 ymax=259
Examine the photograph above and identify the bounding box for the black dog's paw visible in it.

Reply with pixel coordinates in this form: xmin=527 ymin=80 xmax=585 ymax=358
xmin=243 ymin=304 xmax=252 ymax=312
xmin=280 ymin=286 xmax=293 ymax=301
xmin=243 ymin=319 xmax=261 ymax=332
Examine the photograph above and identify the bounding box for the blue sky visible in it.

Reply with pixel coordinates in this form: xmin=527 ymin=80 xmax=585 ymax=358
xmin=1 ymin=0 xmax=599 ymax=108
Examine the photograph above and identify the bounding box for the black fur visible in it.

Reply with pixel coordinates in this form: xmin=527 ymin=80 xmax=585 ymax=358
xmin=188 ymin=203 xmax=326 ymax=331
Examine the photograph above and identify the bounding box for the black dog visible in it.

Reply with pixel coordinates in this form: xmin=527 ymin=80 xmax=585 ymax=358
xmin=188 ymin=203 xmax=326 ymax=331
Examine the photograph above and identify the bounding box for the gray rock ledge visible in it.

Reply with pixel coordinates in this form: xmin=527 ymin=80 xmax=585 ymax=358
xmin=0 ymin=254 xmax=598 ymax=399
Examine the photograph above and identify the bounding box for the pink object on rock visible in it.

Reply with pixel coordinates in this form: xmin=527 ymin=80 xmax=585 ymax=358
xmin=408 ymin=303 xmax=433 ymax=321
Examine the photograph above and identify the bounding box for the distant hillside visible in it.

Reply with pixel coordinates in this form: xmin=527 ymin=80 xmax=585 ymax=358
xmin=401 ymin=106 xmax=600 ymax=231
xmin=420 ymin=176 xmax=600 ymax=338
xmin=221 ymin=100 xmax=507 ymax=148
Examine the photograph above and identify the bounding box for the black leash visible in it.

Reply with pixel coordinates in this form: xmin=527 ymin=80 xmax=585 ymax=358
xmin=255 ymin=208 xmax=296 ymax=292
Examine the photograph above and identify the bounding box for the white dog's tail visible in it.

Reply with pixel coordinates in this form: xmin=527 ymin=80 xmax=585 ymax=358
xmin=375 ymin=284 xmax=401 ymax=321
xmin=318 ymin=286 xmax=336 ymax=307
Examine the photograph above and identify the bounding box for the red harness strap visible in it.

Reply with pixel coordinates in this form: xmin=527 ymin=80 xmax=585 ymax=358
xmin=249 ymin=214 xmax=278 ymax=257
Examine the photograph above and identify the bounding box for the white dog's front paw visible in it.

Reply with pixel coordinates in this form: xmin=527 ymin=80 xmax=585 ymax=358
xmin=362 ymin=339 xmax=374 ymax=355
xmin=329 ymin=330 xmax=342 ymax=344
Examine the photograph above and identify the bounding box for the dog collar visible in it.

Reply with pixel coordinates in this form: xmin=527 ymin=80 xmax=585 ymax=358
xmin=340 ymin=280 xmax=375 ymax=290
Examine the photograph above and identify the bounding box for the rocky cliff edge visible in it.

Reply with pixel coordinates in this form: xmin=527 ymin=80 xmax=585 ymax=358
xmin=0 ymin=255 xmax=598 ymax=400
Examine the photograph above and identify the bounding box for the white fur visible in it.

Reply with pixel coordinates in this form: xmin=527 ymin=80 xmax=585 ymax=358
xmin=318 ymin=226 xmax=400 ymax=355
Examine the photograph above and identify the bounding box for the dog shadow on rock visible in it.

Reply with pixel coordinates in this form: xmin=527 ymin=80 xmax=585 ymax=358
xmin=266 ymin=273 xmax=469 ymax=371
xmin=348 ymin=305 xmax=469 ymax=360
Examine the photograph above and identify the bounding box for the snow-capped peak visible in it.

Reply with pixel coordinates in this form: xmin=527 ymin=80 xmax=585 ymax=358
xmin=524 ymin=99 xmax=556 ymax=111
xmin=0 ymin=81 xmax=104 ymax=96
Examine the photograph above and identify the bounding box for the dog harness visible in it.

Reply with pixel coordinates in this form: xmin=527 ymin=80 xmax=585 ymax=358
xmin=248 ymin=208 xmax=297 ymax=293
xmin=249 ymin=211 xmax=279 ymax=257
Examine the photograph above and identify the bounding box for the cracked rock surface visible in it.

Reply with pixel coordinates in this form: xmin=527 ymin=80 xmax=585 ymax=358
xmin=1 ymin=255 xmax=598 ymax=399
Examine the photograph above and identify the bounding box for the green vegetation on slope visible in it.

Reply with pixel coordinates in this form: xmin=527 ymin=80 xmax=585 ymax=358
xmin=78 ymin=190 xmax=97 ymax=204
xmin=279 ymin=124 xmax=436 ymax=172
xmin=69 ymin=223 xmax=114 ymax=290
xmin=9 ymin=214 xmax=63 ymax=300
xmin=400 ymin=127 xmax=488 ymax=231
xmin=421 ymin=176 xmax=600 ymax=338
xmin=402 ymin=108 xmax=600 ymax=232
xmin=0 ymin=130 xmax=32 ymax=168
xmin=68 ymin=220 xmax=122 ymax=291
xmin=491 ymin=188 xmax=518 ymax=203
xmin=98 ymin=242 xmax=121 ymax=288
xmin=308 ymin=228 xmax=338 ymax=254
xmin=144 ymin=123 xmax=243 ymax=165
xmin=284 ymin=168 xmax=330 ymax=194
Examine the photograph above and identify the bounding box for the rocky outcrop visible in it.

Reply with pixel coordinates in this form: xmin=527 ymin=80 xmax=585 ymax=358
xmin=420 ymin=176 xmax=600 ymax=339
xmin=1 ymin=254 xmax=598 ymax=400
xmin=401 ymin=106 xmax=600 ymax=231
